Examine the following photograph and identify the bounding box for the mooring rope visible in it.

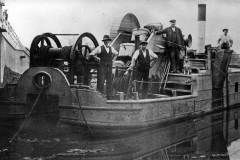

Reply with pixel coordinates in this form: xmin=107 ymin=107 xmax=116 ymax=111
xmin=75 ymin=89 xmax=93 ymax=136
xmin=9 ymin=87 xmax=45 ymax=143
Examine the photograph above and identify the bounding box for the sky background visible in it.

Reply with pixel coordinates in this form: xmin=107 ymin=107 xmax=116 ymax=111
xmin=5 ymin=0 xmax=240 ymax=52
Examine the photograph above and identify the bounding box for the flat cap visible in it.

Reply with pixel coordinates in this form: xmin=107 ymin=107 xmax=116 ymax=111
xmin=140 ymin=40 xmax=148 ymax=45
xmin=222 ymin=28 xmax=228 ymax=32
xmin=169 ymin=19 xmax=176 ymax=23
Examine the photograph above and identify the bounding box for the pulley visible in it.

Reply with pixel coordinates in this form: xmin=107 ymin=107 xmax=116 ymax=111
xmin=30 ymin=33 xmax=62 ymax=67
xmin=29 ymin=32 xmax=100 ymax=84
xmin=30 ymin=32 xmax=99 ymax=67
xmin=70 ymin=32 xmax=99 ymax=60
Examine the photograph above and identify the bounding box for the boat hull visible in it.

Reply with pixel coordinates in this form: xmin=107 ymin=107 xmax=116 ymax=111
xmin=59 ymin=91 xmax=198 ymax=135
xmin=1 ymin=61 xmax=240 ymax=136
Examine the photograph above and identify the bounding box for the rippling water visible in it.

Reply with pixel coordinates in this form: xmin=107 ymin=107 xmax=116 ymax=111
xmin=1 ymin=106 xmax=240 ymax=160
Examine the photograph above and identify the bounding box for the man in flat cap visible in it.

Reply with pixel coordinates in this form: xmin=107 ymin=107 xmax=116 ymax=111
xmin=89 ymin=35 xmax=118 ymax=99
xmin=156 ymin=19 xmax=184 ymax=73
xmin=125 ymin=40 xmax=158 ymax=98
xmin=218 ymin=28 xmax=233 ymax=49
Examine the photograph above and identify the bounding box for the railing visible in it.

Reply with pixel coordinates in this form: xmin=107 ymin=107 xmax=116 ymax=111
xmin=71 ymin=46 xmax=240 ymax=100
xmin=113 ymin=68 xmax=192 ymax=99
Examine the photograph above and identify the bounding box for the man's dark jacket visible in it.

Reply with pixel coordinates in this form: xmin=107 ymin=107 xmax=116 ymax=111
xmin=161 ymin=27 xmax=184 ymax=48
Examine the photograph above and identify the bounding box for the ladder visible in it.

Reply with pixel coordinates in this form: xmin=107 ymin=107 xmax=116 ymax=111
xmin=158 ymin=58 xmax=171 ymax=92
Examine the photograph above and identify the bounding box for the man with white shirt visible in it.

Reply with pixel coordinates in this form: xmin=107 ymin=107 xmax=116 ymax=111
xmin=89 ymin=35 xmax=118 ymax=99
xmin=218 ymin=28 xmax=233 ymax=49
xmin=125 ymin=41 xmax=158 ymax=98
xmin=156 ymin=19 xmax=184 ymax=73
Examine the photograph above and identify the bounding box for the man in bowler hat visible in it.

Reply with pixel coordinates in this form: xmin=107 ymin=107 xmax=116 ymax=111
xmin=89 ymin=35 xmax=118 ymax=99
xmin=156 ymin=19 xmax=184 ymax=73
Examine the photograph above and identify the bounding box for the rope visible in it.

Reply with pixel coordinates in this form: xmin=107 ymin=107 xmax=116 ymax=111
xmin=9 ymin=88 xmax=45 ymax=143
xmin=75 ymin=89 xmax=93 ymax=136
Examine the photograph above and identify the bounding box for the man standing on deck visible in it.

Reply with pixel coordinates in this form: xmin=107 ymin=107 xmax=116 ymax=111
xmin=89 ymin=35 xmax=118 ymax=99
xmin=218 ymin=28 xmax=233 ymax=50
xmin=125 ymin=41 xmax=158 ymax=99
xmin=156 ymin=19 xmax=184 ymax=73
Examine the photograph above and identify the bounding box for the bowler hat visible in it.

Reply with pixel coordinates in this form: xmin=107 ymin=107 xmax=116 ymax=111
xmin=222 ymin=28 xmax=228 ymax=32
xmin=169 ymin=19 xmax=176 ymax=23
xmin=140 ymin=41 xmax=148 ymax=45
xmin=102 ymin=35 xmax=112 ymax=41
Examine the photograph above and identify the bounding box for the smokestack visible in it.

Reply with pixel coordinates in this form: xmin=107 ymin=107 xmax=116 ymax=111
xmin=197 ymin=1 xmax=206 ymax=53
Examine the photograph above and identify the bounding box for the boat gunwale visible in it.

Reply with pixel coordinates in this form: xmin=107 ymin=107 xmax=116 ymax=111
xmin=59 ymin=95 xmax=197 ymax=111
xmin=60 ymin=105 xmax=143 ymax=111
xmin=107 ymin=95 xmax=197 ymax=104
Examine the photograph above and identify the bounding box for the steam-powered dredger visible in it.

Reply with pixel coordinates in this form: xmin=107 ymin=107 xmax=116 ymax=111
xmin=1 ymin=2 xmax=240 ymax=136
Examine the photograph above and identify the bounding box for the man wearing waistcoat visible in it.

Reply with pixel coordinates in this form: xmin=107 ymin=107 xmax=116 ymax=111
xmin=89 ymin=35 xmax=118 ymax=99
xmin=125 ymin=41 xmax=158 ymax=98
xmin=157 ymin=19 xmax=184 ymax=73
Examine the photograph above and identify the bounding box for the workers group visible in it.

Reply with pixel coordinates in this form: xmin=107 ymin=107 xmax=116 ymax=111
xmin=88 ymin=19 xmax=233 ymax=99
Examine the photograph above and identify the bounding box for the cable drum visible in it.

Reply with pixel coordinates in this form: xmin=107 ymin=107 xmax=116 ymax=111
xmin=32 ymin=71 xmax=52 ymax=89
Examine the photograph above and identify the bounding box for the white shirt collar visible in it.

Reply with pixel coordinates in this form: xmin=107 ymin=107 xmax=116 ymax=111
xmin=103 ymin=45 xmax=110 ymax=53
xmin=140 ymin=49 xmax=147 ymax=57
xmin=104 ymin=44 xmax=110 ymax=48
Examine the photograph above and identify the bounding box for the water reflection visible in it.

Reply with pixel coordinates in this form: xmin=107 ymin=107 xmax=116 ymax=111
xmin=1 ymin=106 xmax=240 ymax=159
